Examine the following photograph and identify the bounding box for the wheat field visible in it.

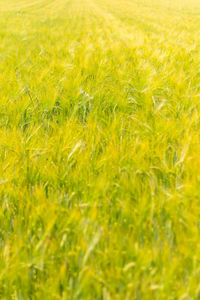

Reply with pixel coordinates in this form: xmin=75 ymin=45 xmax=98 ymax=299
xmin=0 ymin=0 xmax=200 ymax=298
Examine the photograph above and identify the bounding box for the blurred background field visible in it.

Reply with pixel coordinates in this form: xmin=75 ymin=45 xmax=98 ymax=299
xmin=0 ymin=0 xmax=200 ymax=298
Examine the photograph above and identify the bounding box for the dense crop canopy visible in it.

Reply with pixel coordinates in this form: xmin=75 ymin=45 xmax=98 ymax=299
xmin=0 ymin=0 xmax=200 ymax=298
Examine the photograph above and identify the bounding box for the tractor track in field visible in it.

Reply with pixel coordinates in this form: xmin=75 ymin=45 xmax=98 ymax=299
xmin=87 ymin=0 xmax=197 ymax=47
xmin=86 ymin=0 xmax=146 ymax=47
xmin=0 ymin=0 xmax=68 ymax=13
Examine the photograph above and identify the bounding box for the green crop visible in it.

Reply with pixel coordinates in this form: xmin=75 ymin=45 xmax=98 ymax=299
xmin=0 ymin=0 xmax=200 ymax=298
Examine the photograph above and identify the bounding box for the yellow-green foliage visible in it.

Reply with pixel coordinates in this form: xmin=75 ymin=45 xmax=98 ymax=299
xmin=0 ymin=0 xmax=200 ymax=298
